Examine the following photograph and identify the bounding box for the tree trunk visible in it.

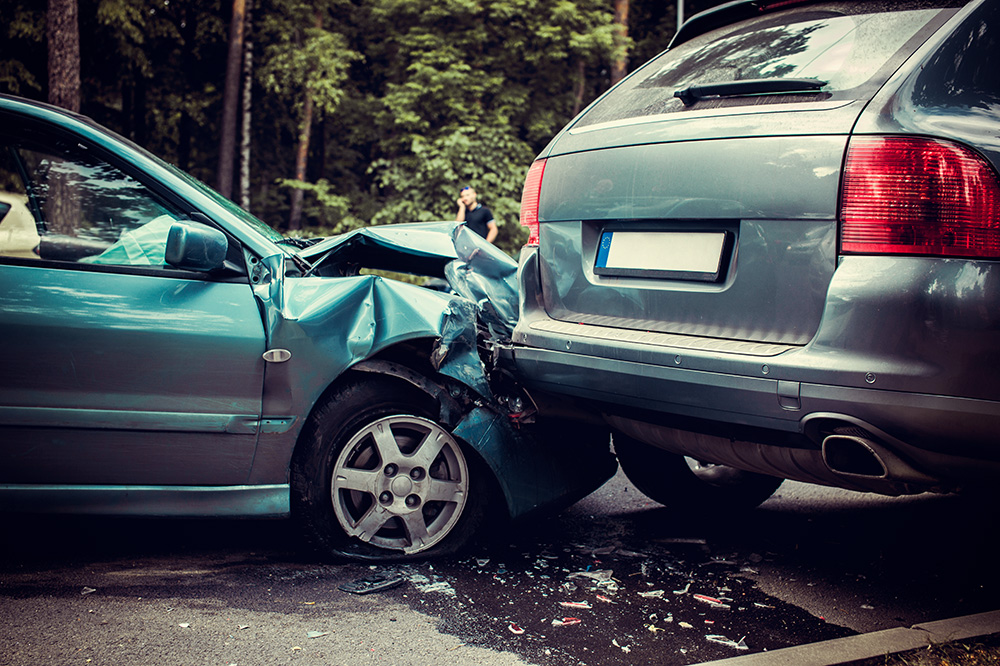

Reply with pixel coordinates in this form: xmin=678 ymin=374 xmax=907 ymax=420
xmin=46 ymin=0 xmax=81 ymax=235
xmin=572 ymin=59 xmax=587 ymax=117
xmin=611 ymin=0 xmax=629 ymax=86
xmin=287 ymin=9 xmax=323 ymax=232
xmin=178 ymin=8 xmax=198 ymax=172
xmin=47 ymin=0 xmax=80 ymax=112
xmin=287 ymin=93 xmax=313 ymax=231
xmin=217 ymin=0 xmax=246 ymax=199
xmin=239 ymin=8 xmax=253 ymax=212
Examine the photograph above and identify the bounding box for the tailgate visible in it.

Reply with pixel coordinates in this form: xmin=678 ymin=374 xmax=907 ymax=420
xmin=536 ymin=133 xmax=846 ymax=346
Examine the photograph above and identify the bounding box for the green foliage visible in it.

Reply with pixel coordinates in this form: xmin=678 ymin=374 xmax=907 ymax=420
xmin=354 ymin=0 xmax=618 ymax=252
xmin=275 ymin=177 xmax=361 ymax=234
xmin=0 ymin=1 xmax=44 ymax=95
xmin=9 ymin=0 xmax=727 ymax=255
xmin=256 ymin=0 xmax=359 ymax=119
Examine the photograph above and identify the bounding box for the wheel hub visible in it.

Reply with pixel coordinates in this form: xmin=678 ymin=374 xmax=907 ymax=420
xmin=330 ymin=414 xmax=469 ymax=554
xmin=390 ymin=475 xmax=415 ymax=500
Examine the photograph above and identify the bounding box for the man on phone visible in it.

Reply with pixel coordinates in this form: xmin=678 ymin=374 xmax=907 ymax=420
xmin=456 ymin=186 xmax=498 ymax=243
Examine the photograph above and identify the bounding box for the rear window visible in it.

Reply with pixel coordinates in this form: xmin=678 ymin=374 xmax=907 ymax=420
xmin=576 ymin=0 xmax=963 ymax=128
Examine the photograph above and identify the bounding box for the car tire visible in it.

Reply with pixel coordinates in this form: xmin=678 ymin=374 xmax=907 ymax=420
xmin=291 ymin=376 xmax=487 ymax=561
xmin=614 ymin=433 xmax=783 ymax=513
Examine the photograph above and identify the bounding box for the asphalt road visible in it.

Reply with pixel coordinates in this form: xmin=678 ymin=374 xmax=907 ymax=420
xmin=2 ymin=469 xmax=998 ymax=666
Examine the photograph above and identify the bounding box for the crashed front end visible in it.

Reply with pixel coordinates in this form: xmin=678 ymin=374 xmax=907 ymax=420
xmin=275 ymin=221 xmax=616 ymax=528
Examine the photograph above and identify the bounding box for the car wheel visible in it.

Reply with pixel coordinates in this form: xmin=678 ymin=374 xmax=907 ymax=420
xmin=291 ymin=376 xmax=486 ymax=561
xmin=615 ymin=433 xmax=782 ymax=513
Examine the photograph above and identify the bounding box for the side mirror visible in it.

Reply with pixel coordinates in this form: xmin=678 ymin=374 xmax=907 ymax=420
xmin=165 ymin=222 xmax=228 ymax=272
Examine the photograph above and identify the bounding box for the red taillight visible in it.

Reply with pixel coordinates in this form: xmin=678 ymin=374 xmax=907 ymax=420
xmin=520 ymin=159 xmax=546 ymax=247
xmin=840 ymin=136 xmax=1000 ymax=258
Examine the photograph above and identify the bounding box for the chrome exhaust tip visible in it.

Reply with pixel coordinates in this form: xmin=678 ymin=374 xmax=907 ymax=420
xmin=822 ymin=434 xmax=888 ymax=478
xmin=822 ymin=433 xmax=937 ymax=485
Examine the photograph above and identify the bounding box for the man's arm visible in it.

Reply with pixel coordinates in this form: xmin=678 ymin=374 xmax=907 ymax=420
xmin=485 ymin=220 xmax=498 ymax=243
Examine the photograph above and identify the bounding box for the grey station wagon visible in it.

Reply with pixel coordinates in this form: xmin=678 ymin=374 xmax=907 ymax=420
xmin=504 ymin=0 xmax=1000 ymax=511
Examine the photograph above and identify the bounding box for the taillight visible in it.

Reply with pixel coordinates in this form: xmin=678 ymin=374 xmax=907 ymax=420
xmin=840 ymin=136 xmax=1000 ymax=259
xmin=520 ymin=159 xmax=546 ymax=247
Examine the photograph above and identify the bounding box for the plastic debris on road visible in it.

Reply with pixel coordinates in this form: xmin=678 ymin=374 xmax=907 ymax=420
xmin=307 ymin=631 xmax=330 ymax=639
xmin=559 ymin=601 xmax=592 ymax=609
xmin=407 ymin=574 xmax=457 ymax=596
xmin=81 ymin=587 xmax=96 ymax=595
xmin=706 ymin=634 xmax=749 ymax=650
xmin=363 ymin=522 xmax=826 ymax=662
xmin=567 ymin=569 xmax=618 ymax=591
xmin=693 ymin=593 xmax=732 ymax=609
xmin=568 ymin=569 xmax=613 ymax=583
xmin=338 ymin=571 xmax=405 ymax=595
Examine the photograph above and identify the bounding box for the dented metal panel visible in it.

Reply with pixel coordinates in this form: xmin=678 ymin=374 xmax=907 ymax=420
xmin=248 ymin=221 xmax=612 ymax=518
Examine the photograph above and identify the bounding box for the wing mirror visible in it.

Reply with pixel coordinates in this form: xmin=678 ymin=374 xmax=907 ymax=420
xmin=165 ymin=222 xmax=228 ymax=272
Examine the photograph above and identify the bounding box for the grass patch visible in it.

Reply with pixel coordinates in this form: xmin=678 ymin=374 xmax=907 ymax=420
xmin=854 ymin=636 xmax=1000 ymax=666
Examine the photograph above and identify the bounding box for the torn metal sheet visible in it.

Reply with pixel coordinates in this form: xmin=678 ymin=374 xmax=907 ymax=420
xmin=299 ymin=220 xmax=460 ymax=278
xmin=260 ymin=224 xmax=508 ymax=408
xmin=301 ymin=221 xmax=518 ymax=337
xmin=445 ymin=224 xmax=519 ymax=338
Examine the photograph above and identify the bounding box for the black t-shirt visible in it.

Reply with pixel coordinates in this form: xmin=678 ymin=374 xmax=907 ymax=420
xmin=464 ymin=204 xmax=494 ymax=239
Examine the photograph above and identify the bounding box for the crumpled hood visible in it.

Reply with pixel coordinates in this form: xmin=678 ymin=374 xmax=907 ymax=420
xmin=299 ymin=220 xmax=518 ymax=338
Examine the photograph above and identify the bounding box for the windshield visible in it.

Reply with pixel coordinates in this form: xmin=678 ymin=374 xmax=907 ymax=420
xmin=69 ymin=111 xmax=287 ymax=245
xmin=149 ymin=153 xmax=286 ymax=244
xmin=576 ymin=1 xmax=960 ymax=127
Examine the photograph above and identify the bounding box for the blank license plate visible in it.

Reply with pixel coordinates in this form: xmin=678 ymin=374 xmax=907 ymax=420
xmin=595 ymin=231 xmax=728 ymax=281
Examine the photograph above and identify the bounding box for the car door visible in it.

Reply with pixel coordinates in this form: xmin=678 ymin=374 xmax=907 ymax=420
xmin=0 ymin=119 xmax=266 ymax=486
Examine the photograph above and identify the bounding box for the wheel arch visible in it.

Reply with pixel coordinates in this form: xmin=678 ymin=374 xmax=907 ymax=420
xmin=290 ymin=341 xmax=511 ymax=521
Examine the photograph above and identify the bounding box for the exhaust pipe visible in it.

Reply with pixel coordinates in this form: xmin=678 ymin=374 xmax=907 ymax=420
xmin=821 ymin=435 xmax=888 ymax=478
xmin=822 ymin=434 xmax=936 ymax=485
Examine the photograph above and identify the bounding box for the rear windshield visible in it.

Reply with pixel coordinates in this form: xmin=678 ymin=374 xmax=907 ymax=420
xmin=576 ymin=0 xmax=963 ymax=128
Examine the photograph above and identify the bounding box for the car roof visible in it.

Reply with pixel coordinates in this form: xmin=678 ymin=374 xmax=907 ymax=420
xmin=670 ymin=0 xmax=967 ymax=48
xmin=0 ymin=93 xmax=287 ymax=254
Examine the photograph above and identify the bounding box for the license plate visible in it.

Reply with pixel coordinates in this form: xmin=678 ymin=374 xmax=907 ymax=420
xmin=595 ymin=230 xmax=728 ymax=281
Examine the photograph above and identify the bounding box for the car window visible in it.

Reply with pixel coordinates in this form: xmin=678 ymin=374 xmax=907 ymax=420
xmin=575 ymin=0 xmax=962 ymax=128
xmin=0 ymin=147 xmax=39 ymax=260
xmin=911 ymin=0 xmax=1000 ymax=111
xmin=0 ymin=133 xmax=198 ymax=268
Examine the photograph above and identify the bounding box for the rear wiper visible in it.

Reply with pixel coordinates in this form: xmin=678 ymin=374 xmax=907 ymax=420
xmin=674 ymin=78 xmax=827 ymax=106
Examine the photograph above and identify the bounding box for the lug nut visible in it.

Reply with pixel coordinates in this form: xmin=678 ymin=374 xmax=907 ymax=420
xmin=410 ymin=467 xmax=425 ymax=480
xmin=384 ymin=463 xmax=398 ymax=477
xmin=405 ymin=495 xmax=421 ymax=508
xmin=379 ymin=492 xmax=392 ymax=504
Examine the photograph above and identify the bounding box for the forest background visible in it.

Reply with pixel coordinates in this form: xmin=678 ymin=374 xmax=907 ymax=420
xmin=2 ymin=0 xmax=724 ymax=254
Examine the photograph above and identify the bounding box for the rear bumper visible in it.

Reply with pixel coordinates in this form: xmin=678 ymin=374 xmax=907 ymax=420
xmin=506 ymin=248 xmax=1000 ymax=488
xmin=507 ymin=342 xmax=1000 ymax=472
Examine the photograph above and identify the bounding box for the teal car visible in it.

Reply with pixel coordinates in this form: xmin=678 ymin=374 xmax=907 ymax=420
xmin=0 ymin=94 xmax=615 ymax=560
